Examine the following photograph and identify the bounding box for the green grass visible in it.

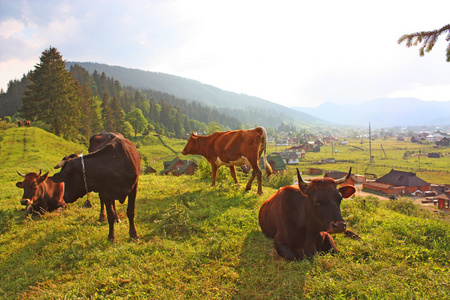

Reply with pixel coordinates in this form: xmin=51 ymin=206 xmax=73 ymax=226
xmin=1 ymin=127 xmax=449 ymax=299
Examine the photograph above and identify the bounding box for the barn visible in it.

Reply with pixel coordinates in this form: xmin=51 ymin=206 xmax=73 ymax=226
xmin=371 ymin=169 xmax=430 ymax=195
xmin=161 ymin=158 xmax=198 ymax=176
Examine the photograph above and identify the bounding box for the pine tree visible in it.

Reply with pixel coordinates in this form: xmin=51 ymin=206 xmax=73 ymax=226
xmin=398 ymin=24 xmax=450 ymax=61
xmin=110 ymin=96 xmax=126 ymax=133
xmin=76 ymin=82 xmax=101 ymax=139
xmin=19 ymin=47 xmax=79 ymax=136
xmin=100 ymin=93 xmax=114 ymax=131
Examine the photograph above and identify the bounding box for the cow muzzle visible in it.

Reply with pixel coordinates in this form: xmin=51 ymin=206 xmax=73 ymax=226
xmin=329 ymin=221 xmax=347 ymax=233
xmin=20 ymin=198 xmax=31 ymax=206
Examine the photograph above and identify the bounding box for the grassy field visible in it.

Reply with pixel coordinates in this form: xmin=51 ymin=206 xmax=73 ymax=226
xmin=1 ymin=127 xmax=449 ymax=299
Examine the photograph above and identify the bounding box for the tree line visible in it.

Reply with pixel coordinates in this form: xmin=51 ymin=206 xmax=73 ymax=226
xmin=0 ymin=47 xmax=242 ymax=143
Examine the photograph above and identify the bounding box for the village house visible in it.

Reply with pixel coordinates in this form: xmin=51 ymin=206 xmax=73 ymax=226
xmin=363 ymin=169 xmax=430 ymax=196
xmin=259 ymin=155 xmax=287 ymax=174
xmin=280 ymin=151 xmax=300 ymax=165
xmin=436 ymin=137 xmax=449 ymax=147
xmin=435 ymin=192 xmax=450 ymax=211
xmin=161 ymin=158 xmax=198 ymax=176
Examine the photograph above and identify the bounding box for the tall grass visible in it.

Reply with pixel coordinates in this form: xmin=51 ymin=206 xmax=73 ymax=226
xmin=0 ymin=127 xmax=449 ymax=299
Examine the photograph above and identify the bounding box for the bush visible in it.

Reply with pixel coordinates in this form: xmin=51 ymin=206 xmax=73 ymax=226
xmin=384 ymin=197 xmax=420 ymax=216
xmin=263 ymin=172 xmax=294 ymax=189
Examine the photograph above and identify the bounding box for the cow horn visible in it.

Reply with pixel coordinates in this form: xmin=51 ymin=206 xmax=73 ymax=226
xmin=17 ymin=171 xmax=26 ymax=178
xmin=335 ymin=167 xmax=352 ymax=185
xmin=296 ymin=168 xmax=309 ymax=187
xmin=37 ymin=169 xmax=41 ymax=177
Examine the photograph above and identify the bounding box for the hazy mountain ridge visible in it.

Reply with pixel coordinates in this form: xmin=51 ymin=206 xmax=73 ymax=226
xmin=66 ymin=62 xmax=325 ymax=128
xmin=293 ymin=98 xmax=450 ymax=128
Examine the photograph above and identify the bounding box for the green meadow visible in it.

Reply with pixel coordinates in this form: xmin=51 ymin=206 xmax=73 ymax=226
xmin=0 ymin=127 xmax=449 ymax=299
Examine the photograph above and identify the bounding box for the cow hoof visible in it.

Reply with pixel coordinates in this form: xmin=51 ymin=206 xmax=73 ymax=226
xmin=83 ymin=200 xmax=93 ymax=208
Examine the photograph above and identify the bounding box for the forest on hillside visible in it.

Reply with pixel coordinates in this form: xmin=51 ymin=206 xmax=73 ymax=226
xmin=0 ymin=48 xmax=244 ymax=142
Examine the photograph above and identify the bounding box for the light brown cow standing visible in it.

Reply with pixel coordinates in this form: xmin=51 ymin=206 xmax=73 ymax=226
xmin=182 ymin=126 xmax=272 ymax=195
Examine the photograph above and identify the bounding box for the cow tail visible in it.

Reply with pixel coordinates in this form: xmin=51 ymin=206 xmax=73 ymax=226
xmin=261 ymin=127 xmax=273 ymax=177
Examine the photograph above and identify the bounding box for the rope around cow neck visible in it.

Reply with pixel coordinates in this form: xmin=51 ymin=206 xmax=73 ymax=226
xmin=80 ymin=152 xmax=89 ymax=201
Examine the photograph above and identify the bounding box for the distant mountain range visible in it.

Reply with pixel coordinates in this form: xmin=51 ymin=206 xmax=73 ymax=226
xmin=67 ymin=62 xmax=450 ymax=129
xmin=66 ymin=62 xmax=324 ymax=129
xmin=293 ymin=98 xmax=450 ymax=128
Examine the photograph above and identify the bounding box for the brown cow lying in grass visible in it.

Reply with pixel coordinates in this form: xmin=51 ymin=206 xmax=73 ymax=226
xmin=259 ymin=168 xmax=359 ymax=260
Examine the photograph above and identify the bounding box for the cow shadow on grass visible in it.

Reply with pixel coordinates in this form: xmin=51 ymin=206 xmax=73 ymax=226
xmin=234 ymin=230 xmax=311 ymax=299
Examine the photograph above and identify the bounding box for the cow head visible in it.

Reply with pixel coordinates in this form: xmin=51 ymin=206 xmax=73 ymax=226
xmin=53 ymin=153 xmax=80 ymax=169
xmin=16 ymin=170 xmax=49 ymax=215
xmin=296 ymin=168 xmax=355 ymax=234
xmin=52 ymin=154 xmax=86 ymax=203
xmin=181 ymin=132 xmax=199 ymax=155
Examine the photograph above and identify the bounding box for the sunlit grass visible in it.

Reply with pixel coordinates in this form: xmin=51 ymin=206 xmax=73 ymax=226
xmin=1 ymin=127 xmax=449 ymax=299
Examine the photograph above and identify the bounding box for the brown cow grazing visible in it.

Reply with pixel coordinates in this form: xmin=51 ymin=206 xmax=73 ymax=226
xmin=181 ymin=127 xmax=272 ymax=195
xmin=24 ymin=120 xmax=30 ymax=127
xmin=16 ymin=170 xmax=66 ymax=216
xmin=52 ymin=133 xmax=140 ymax=240
xmin=259 ymin=168 xmax=358 ymax=260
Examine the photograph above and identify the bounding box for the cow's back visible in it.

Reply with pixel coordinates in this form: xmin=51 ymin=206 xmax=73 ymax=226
xmin=259 ymin=186 xmax=304 ymax=239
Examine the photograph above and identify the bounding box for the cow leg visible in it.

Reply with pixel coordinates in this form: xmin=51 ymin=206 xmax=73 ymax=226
xmin=127 ymin=185 xmax=138 ymax=240
xmin=316 ymin=232 xmax=339 ymax=254
xmin=246 ymin=166 xmax=263 ymax=195
xmin=245 ymin=172 xmax=256 ymax=191
xmin=274 ymin=235 xmax=297 ymax=261
xmin=211 ymin=163 xmax=218 ymax=186
xmin=100 ymin=194 xmax=116 ymax=240
xmin=344 ymin=229 xmax=360 ymax=239
xmin=229 ymin=166 xmax=240 ymax=185
xmin=99 ymin=199 xmax=107 ymax=222
xmin=99 ymin=197 xmax=120 ymax=223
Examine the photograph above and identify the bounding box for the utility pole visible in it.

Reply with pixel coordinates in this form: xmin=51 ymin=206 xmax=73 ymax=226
xmin=369 ymin=122 xmax=373 ymax=173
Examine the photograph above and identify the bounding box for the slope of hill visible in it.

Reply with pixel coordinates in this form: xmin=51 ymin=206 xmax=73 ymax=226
xmin=0 ymin=127 xmax=86 ymax=185
xmin=66 ymin=62 xmax=325 ymax=128
xmin=293 ymin=97 xmax=450 ymax=128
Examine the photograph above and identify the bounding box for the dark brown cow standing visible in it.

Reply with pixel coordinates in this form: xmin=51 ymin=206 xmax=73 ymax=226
xmin=259 ymin=168 xmax=358 ymax=260
xmin=52 ymin=132 xmax=140 ymax=240
xmin=88 ymin=131 xmax=124 ymax=222
xmin=16 ymin=170 xmax=66 ymax=215
xmin=181 ymin=127 xmax=272 ymax=195
xmin=17 ymin=121 xmax=23 ymax=127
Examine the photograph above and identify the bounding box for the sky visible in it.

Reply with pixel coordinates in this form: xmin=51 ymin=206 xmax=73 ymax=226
xmin=1 ymin=0 xmax=450 ymax=108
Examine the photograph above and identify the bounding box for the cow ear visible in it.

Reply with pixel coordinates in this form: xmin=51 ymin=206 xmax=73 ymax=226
xmin=38 ymin=172 xmax=49 ymax=184
xmin=338 ymin=185 xmax=356 ymax=198
xmin=16 ymin=181 xmax=23 ymax=188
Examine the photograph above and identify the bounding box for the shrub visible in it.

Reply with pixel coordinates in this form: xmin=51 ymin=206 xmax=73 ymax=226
xmin=384 ymin=197 xmax=420 ymax=216
xmin=263 ymin=172 xmax=294 ymax=189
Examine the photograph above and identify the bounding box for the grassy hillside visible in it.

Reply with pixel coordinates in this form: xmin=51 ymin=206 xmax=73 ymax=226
xmin=0 ymin=127 xmax=449 ymax=299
